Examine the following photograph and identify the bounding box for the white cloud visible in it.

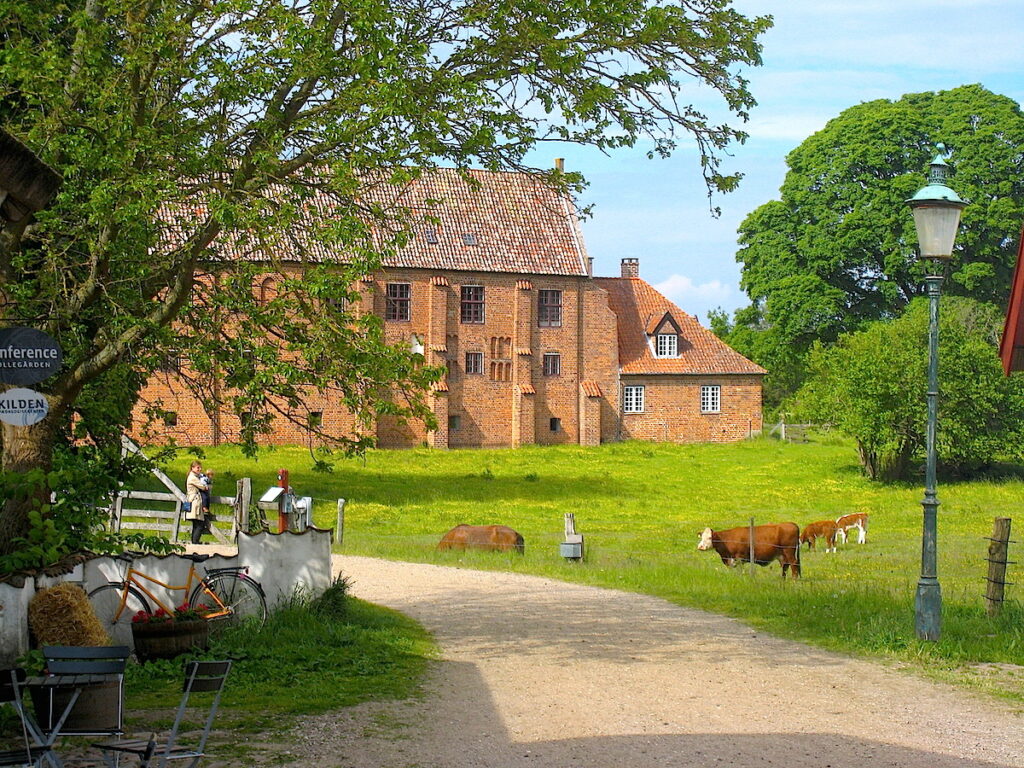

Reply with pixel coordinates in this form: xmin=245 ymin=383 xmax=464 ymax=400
xmin=745 ymin=113 xmax=829 ymax=142
xmin=655 ymin=274 xmax=733 ymax=307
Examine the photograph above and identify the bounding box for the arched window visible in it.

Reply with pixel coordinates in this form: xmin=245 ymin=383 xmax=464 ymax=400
xmin=259 ymin=276 xmax=276 ymax=305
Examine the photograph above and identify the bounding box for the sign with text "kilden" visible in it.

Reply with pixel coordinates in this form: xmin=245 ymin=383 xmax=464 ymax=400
xmin=0 ymin=327 xmax=62 ymax=385
xmin=0 ymin=387 xmax=49 ymax=426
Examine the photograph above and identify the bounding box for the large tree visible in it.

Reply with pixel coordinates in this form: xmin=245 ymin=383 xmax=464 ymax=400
xmin=796 ymin=297 xmax=1024 ymax=481
xmin=0 ymin=1 xmax=770 ymax=558
xmin=721 ymin=85 xmax=1024 ymax=403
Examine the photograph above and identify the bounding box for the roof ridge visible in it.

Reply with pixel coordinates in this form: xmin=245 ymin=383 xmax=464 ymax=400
xmin=595 ymin=276 xmax=766 ymax=376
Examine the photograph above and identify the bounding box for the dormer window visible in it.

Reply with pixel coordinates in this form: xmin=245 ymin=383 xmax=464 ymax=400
xmin=655 ymin=333 xmax=678 ymax=358
xmin=648 ymin=312 xmax=682 ymax=358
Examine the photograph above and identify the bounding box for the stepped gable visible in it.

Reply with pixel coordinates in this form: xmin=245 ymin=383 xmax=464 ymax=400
xmin=595 ymin=277 xmax=766 ymax=376
xmin=159 ymin=167 xmax=589 ymax=277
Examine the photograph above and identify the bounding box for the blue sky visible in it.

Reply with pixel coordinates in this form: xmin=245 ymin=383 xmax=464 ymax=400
xmin=527 ymin=0 xmax=1024 ymax=324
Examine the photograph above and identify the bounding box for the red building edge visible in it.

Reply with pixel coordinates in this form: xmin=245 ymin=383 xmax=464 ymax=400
xmin=1000 ymin=226 xmax=1024 ymax=374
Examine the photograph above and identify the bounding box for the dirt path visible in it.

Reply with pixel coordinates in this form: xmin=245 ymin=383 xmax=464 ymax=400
xmin=281 ymin=556 xmax=1024 ymax=768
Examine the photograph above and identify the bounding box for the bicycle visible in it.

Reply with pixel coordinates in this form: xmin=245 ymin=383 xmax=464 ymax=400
xmin=88 ymin=553 xmax=268 ymax=647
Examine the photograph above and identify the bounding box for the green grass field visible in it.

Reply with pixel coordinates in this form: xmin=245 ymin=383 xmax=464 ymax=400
xmin=160 ymin=436 xmax=1024 ymax=702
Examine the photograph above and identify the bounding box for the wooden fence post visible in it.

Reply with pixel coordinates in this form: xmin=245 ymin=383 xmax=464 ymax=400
xmin=111 ymin=494 xmax=124 ymax=533
xmin=235 ymin=478 xmax=252 ymax=534
xmin=985 ymin=517 xmax=1013 ymax=617
xmin=336 ymin=498 xmax=346 ymax=547
xmin=749 ymin=517 xmax=756 ymax=578
xmin=171 ymin=500 xmax=182 ymax=542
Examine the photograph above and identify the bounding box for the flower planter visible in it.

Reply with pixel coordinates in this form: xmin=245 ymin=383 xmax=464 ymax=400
xmin=131 ymin=619 xmax=210 ymax=662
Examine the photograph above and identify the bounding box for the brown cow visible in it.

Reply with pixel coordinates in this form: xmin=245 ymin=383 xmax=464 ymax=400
xmin=697 ymin=523 xmax=801 ymax=579
xmin=800 ymin=520 xmax=840 ymax=553
xmin=835 ymin=513 xmax=869 ymax=545
xmin=437 ymin=524 xmax=525 ymax=554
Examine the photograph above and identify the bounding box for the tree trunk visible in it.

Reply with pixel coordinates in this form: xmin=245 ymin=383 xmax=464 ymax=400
xmin=880 ymin=439 xmax=916 ymax=482
xmin=0 ymin=417 xmax=60 ymax=556
xmin=857 ymin=442 xmax=880 ymax=480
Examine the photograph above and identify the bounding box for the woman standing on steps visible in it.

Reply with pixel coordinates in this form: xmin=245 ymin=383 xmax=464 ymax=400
xmin=185 ymin=459 xmax=210 ymax=544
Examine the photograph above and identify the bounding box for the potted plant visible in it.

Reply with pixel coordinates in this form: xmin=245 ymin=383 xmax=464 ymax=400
xmin=130 ymin=604 xmax=210 ymax=662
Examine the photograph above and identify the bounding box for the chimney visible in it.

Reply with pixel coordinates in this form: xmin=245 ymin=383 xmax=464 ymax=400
xmin=587 ymin=257 xmax=594 ymax=277
xmin=554 ymin=158 xmax=565 ymax=172
xmin=621 ymin=258 xmax=639 ymax=278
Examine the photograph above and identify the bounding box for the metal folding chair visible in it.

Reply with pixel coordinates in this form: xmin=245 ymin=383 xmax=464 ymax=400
xmin=0 ymin=668 xmax=51 ymax=768
xmin=94 ymin=660 xmax=231 ymax=768
xmin=39 ymin=646 xmax=130 ymax=739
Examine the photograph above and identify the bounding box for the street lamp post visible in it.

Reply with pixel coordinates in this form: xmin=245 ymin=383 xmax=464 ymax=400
xmin=906 ymin=145 xmax=967 ymax=642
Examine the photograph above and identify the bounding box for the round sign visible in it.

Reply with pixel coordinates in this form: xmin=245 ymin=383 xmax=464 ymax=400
xmin=0 ymin=387 xmax=49 ymax=426
xmin=0 ymin=327 xmax=62 ymax=385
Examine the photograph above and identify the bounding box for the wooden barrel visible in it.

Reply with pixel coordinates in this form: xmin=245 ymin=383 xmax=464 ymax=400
xmin=131 ymin=620 xmax=210 ymax=662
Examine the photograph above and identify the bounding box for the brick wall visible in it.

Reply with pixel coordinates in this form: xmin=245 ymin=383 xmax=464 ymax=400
xmin=132 ymin=267 xmax=764 ymax=449
xmin=618 ymin=374 xmax=763 ymax=443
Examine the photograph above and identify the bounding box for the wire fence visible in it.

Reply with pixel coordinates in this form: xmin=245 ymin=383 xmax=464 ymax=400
xmin=110 ymin=486 xmax=1018 ymax=609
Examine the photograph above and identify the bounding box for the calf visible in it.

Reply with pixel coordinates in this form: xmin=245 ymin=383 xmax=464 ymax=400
xmin=697 ymin=523 xmax=801 ymax=579
xmin=800 ymin=520 xmax=839 ymax=553
xmin=437 ymin=524 xmax=525 ymax=553
xmin=835 ymin=513 xmax=868 ymax=545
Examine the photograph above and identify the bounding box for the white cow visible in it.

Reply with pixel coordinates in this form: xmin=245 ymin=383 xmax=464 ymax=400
xmin=836 ymin=513 xmax=868 ymax=545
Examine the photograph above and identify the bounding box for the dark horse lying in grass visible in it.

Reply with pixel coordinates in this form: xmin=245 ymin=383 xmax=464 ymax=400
xmin=437 ymin=524 xmax=525 ymax=554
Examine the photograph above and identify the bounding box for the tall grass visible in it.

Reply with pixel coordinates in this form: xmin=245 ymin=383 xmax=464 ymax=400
xmin=125 ymin=579 xmax=436 ymax=732
xmin=163 ymin=437 xmax=1024 ymax=701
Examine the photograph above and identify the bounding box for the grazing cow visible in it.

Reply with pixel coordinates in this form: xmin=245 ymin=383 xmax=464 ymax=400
xmin=800 ymin=520 xmax=839 ymax=553
xmin=697 ymin=523 xmax=801 ymax=579
xmin=437 ymin=524 xmax=525 ymax=554
xmin=835 ymin=513 xmax=869 ymax=545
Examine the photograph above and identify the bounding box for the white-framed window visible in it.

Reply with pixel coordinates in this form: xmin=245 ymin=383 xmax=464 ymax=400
xmin=655 ymin=333 xmax=678 ymax=357
xmin=701 ymin=384 xmax=721 ymax=414
xmin=385 ymin=283 xmax=411 ymax=321
xmin=623 ymin=385 xmax=645 ymax=413
xmin=465 ymin=351 xmax=483 ymax=375
xmin=542 ymin=352 xmax=561 ymax=376
xmin=538 ymin=289 xmax=562 ymax=327
xmin=460 ymin=286 xmax=485 ymax=323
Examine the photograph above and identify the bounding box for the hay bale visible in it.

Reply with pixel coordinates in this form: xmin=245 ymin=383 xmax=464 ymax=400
xmin=28 ymin=583 xmax=110 ymax=646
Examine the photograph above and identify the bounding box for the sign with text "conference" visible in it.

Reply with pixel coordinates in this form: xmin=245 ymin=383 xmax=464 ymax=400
xmin=0 ymin=326 xmax=61 ymax=385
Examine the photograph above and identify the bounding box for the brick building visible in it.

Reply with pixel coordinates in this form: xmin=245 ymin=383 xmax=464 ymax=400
xmin=136 ymin=168 xmax=764 ymax=448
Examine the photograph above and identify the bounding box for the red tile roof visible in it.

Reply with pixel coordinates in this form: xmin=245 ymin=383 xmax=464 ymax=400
xmin=581 ymin=380 xmax=603 ymax=397
xmin=595 ymin=278 xmax=766 ymax=376
xmin=161 ymin=168 xmax=589 ymax=277
xmin=1000 ymin=226 xmax=1024 ymax=374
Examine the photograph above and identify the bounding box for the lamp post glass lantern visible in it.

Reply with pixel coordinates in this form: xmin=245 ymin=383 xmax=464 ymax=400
xmin=906 ymin=145 xmax=967 ymax=642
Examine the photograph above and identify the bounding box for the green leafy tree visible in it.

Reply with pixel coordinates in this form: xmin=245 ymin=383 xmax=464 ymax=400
xmin=0 ymin=1 xmax=771 ymax=558
xmin=724 ymin=84 xmax=1024 ymax=402
xmin=796 ymin=297 xmax=1024 ymax=481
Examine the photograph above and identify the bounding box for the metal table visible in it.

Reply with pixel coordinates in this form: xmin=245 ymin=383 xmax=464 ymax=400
xmin=25 ymin=673 xmax=120 ymax=768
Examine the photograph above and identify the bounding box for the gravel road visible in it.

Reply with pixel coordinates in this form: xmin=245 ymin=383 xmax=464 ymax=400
xmin=279 ymin=556 xmax=1024 ymax=768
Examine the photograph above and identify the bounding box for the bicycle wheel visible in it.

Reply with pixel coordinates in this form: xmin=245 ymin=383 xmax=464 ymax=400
xmin=88 ymin=583 xmax=150 ymax=647
xmin=191 ymin=573 xmax=267 ymax=631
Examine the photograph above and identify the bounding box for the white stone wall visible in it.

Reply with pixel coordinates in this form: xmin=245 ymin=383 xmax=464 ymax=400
xmin=239 ymin=528 xmax=333 ymax=607
xmin=0 ymin=527 xmax=333 ymax=665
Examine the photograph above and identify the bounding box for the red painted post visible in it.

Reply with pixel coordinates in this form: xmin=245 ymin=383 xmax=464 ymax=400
xmin=277 ymin=468 xmax=289 ymax=533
